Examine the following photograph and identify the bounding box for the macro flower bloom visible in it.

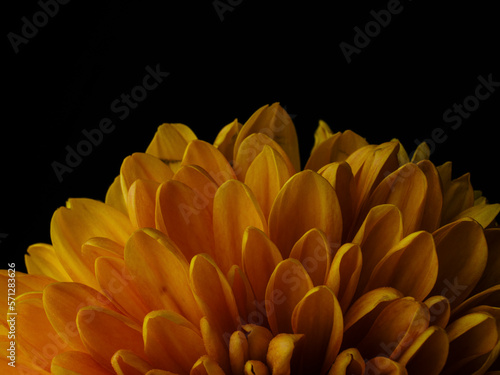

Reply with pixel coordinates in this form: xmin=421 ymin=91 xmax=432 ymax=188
xmin=2 ymin=102 xmax=500 ymax=374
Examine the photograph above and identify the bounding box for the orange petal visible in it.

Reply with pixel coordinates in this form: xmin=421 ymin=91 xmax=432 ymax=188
xmin=52 ymin=351 xmax=110 ymax=375
xmin=213 ymin=118 xmax=242 ymax=162
xmin=43 ymin=282 xmax=118 ymax=352
xmin=417 ymin=160 xmax=443 ymax=232
xmin=291 ymin=286 xmax=343 ymax=374
xmin=242 ymin=324 xmax=274 ymax=364
xmin=199 ymin=318 xmax=231 ymax=374
xmin=143 ymin=310 xmax=205 ymax=374
xmin=411 ymin=141 xmax=431 ymax=162
xmin=95 ymin=256 xmax=150 ymax=323
xmin=111 ymin=349 xmax=153 ymax=375
xmin=326 ymin=243 xmax=363 ymax=313
xmin=291 ymin=229 xmax=333 ymax=287
xmin=155 ymin=180 xmax=215 ymax=261
xmin=127 ymin=179 xmax=159 ymax=229
xmin=120 ymin=152 xmax=173 ymax=200
xmin=266 ymin=333 xmax=304 ymax=375
xmin=444 ymin=312 xmax=498 ymax=374
xmin=77 ymin=306 xmax=144 ymax=371
xmin=213 ymin=180 xmax=267 ymax=273
xmin=242 ymin=227 xmax=283 ymax=304
xmin=364 ymin=357 xmax=408 ymax=375
xmin=190 ymin=254 xmax=241 ymax=339
xmin=145 ymin=123 xmax=197 ymax=173
xmin=328 ymin=348 xmax=365 ymax=375
xmin=343 ymin=287 xmax=403 ymax=349
xmin=50 ymin=198 xmax=134 ymax=288
xmin=265 ymin=259 xmax=314 ymax=335
xmin=244 ymin=145 xmax=292 ymax=218
xmin=234 ymin=103 xmax=300 ymax=173
xmin=430 ymin=218 xmax=488 ymax=309
xmin=234 ymin=133 xmax=295 ymax=181
xmin=269 ymin=170 xmax=342 ymax=258
xmin=424 ymin=295 xmax=451 ymax=329
xmin=366 ymin=163 xmax=428 ymax=236
xmin=364 ymin=231 xmax=438 ymax=301
xmin=441 ymin=172 xmax=474 ymax=225
xmin=229 ymin=330 xmax=249 ymax=375
xmin=124 ymin=229 xmax=202 ymax=325
xmin=304 ymin=132 xmax=341 ymax=172
xmin=357 ymin=297 xmax=430 ymax=361
xmin=25 ymin=243 xmax=72 ymax=282
xmin=244 ymin=360 xmax=270 ymax=375
xmin=81 ymin=237 xmax=124 ymax=274
xmin=397 ymin=326 xmax=448 ymax=375
xmin=182 ymin=139 xmax=236 ymax=184
xmin=227 ymin=265 xmax=256 ymax=324
xmin=474 ymin=228 xmax=500 ymax=293
xmin=105 ymin=175 xmax=128 ymax=215
xmin=190 ymin=355 xmax=226 ymax=375
xmin=312 ymin=120 xmax=334 ymax=153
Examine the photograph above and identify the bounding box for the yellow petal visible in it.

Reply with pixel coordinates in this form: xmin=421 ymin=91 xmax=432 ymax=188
xmin=265 ymin=259 xmax=314 ymax=335
xmin=241 ymin=324 xmax=274 ymax=364
xmin=111 ymin=349 xmax=153 ymax=375
xmin=120 ymin=152 xmax=173 ymax=200
xmin=182 ymin=139 xmax=236 ymax=184
xmin=244 ymin=145 xmax=292 ymax=218
xmin=146 ymin=123 xmax=197 ymax=173
xmin=234 ymin=103 xmax=300 ymax=173
xmin=269 ymin=170 xmax=342 ymax=258
xmin=312 ymin=120 xmax=334 ymax=152
xmin=127 ymin=179 xmax=159 ymax=229
xmin=397 ymin=325 xmax=449 ymax=375
xmin=444 ymin=312 xmax=498 ymax=373
xmin=266 ymin=333 xmax=303 ymax=375
xmin=417 ymin=160 xmax=443 ymax=232
xmin=451 ymin=285 xmax=500 ymax=323
xmin=395 ymin=140 xmax=410 ymax=166
xmin=366 ymin=163 xmax=428 ymax=236
xmin=364 ymin=231 xmax=438 ymax=301
xmin=213 ymin=180 xmax=267 ymax=274
xmin=190 ymin=355 xmax=226 ymax=375
xmin=190 ymin=254 xmax=241 ymax=340
xmin=156 ymin=180 xmax=215 ymax=261
xmin=244 ymin=360 xmax=270 ymax=375
xmin=328 ymin=348 xmax=365 ymax=375
xmin=227 ymin=265 xmax=256 ymax=324
xmin=234 ymin=133 xmax=295 ymax=181
xmin=51 ymin=198 xmax=134 ymax=288
xmin=124 ymin=229 xmax=202 ymax=325
xmin=441 ymin=172 xmax=475 ymax=225
xmin=304 ymin=132 xmax=341 ymax=172
xmin=81 ymin=237 xmax=124 ymax=273
xmin=411 ymin=141 xmax=431 ymax=162
xmin=241 ymin=227 xmax=283 ymax=304
xmin=430 ymin=218 xmax=488 ymax=309
xmin=474 ymin=228 xmax=500 ymax=292
xmin=291 ymin=286 xmax=343 ymax=375
xmin=289 ymin=228 xmax=332 ymax=287
xmin=343 ymin=287 xmax=403 ymax=349
xmin=199 ymin=317 xmax=231 ymax=374
xmin=25 ymin=243 xmax=72 ymax=282
xmin=326 ymin=243 xmax=362 ymax=313
xmin=43 ymin=282 xmax=118 ymax=352
xmin=424 ymin=295 xmax=451 ymax=329
xmin=52 ymin=351 xmax=110 ymax=375
xmin=357 ymin=297 xmax=429 ymax=361
xmin=144 ymin=310 xmax=205 ymax=374
xmin=229 ymin=330 xmax=249 ymax=375
xmin=453 ymin=202 xmax=500 ymax=228
xmin=213 ymin=118 xmax=242 ymax=162
xmin=105 ymin=175 xmax=128 ymax=215
xmin=77 ymin=306 xmax=144 ymax=371
xmin=364 ymin=357 xmax=408 ymax=375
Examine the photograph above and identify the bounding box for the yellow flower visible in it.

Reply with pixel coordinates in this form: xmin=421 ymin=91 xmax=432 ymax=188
xmin=2 ymin=103 xmax=500 ymax=374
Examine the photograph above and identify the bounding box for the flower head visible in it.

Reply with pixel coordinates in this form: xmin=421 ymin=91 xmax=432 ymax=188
xmin=2 ymin=103 xmax=500 ymax=374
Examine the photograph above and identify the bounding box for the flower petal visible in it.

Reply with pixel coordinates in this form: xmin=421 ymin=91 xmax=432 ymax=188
xmin=441 ymin=172 xmax=474 ymax=225
xmin=411 ymin=141 xmax=431 ymax=162
xmin=364 ymin=357 xmax=408 ymax=375
xmin=81 ymin=237 xmax=124 ymax=273
xmin=156 ymin=180 xmax=215 ymax=261
xmin=105 ymin=175 xmax=128 ymax=215
xmin=265 ymin=259 xmax=314 ymax=335
xmin=199 ymin=318 xmax=231 ymax=374
xmin=397 ymin=326 xmax=449 ymax=375
xmin=244 ymin=145 xmax=292 ymax=218
xmin=269 ymin=170 xmax=342 ymax=258
xmin=312 ymin=120 xmax=334 ymax=152
xmin=146 ymin=123 xmax=197 ymax=172
xmin=213 ymin=180 xmax=267 ymax=274
xmin=328 ymin=348 xmax=365 ymax=375
xmin=143 ymin=310 xmax=205 ymax=374
xmin=213 ymin=118 xmax=242 ymax=162
xmin=229 ymin=330 xmax=249 ymax=375
xmin=51 ymin=198 xmax=134 ymax=288
xmin=417 ymin=160 xmax=443 ymax=232
xmin=234 ymin=103 xmax=300 ymax=173
xmin=266 ymin=333 xmax=304 ymax=375
xmin=291 ymin=286 xmax=343 ymax=375
xmin=241 ymin=227 xmax=283 ymax=304
xmin=244 ymin=360 xmax=270 ymax=375
xmin=326 ymin=243 xmax=362 ymax=313
xmin=124 ymin=229 xmax=202 ymax=325
xmin=52 ymin=351 xmax=110 ymax=375
xmin=127 ymin=179 xmax=159 ymax=229
xmin=111 ymin=349 xmax=153 ymax=375
xmin=242 ymin=324 xmax=274 ymax=364
xmin=227 ymin=265 xmax=257 ymax=323
xmin=25 ymin=243 xmax=72 ymax=282
xmin=474 ymin=228 xmax=500 ymax=293
xmin=430 ymin=218 xmax=488 ymax=309
xmin=77 ymin=306 xmax=145 ymax=371
xmin=424 ymin=295 xmax=451 ymax=329
xmin=182 ymin=140 xmax=236 ymax=184
xmin=304 ymin=132 xmax=341 ymax=172
xmin=453 ymin=202 xmax=500 ymax=228
xmin=190 ymin=355 xmax=226 ymax=375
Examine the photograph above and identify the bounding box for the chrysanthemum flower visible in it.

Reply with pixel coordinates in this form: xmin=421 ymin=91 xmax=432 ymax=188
xmin=2 ymin=103 xmax=500 ymax=374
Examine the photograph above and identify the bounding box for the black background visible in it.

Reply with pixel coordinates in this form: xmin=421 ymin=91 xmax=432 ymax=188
xmin=2 ymin=1 xmax=499 ymax=273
